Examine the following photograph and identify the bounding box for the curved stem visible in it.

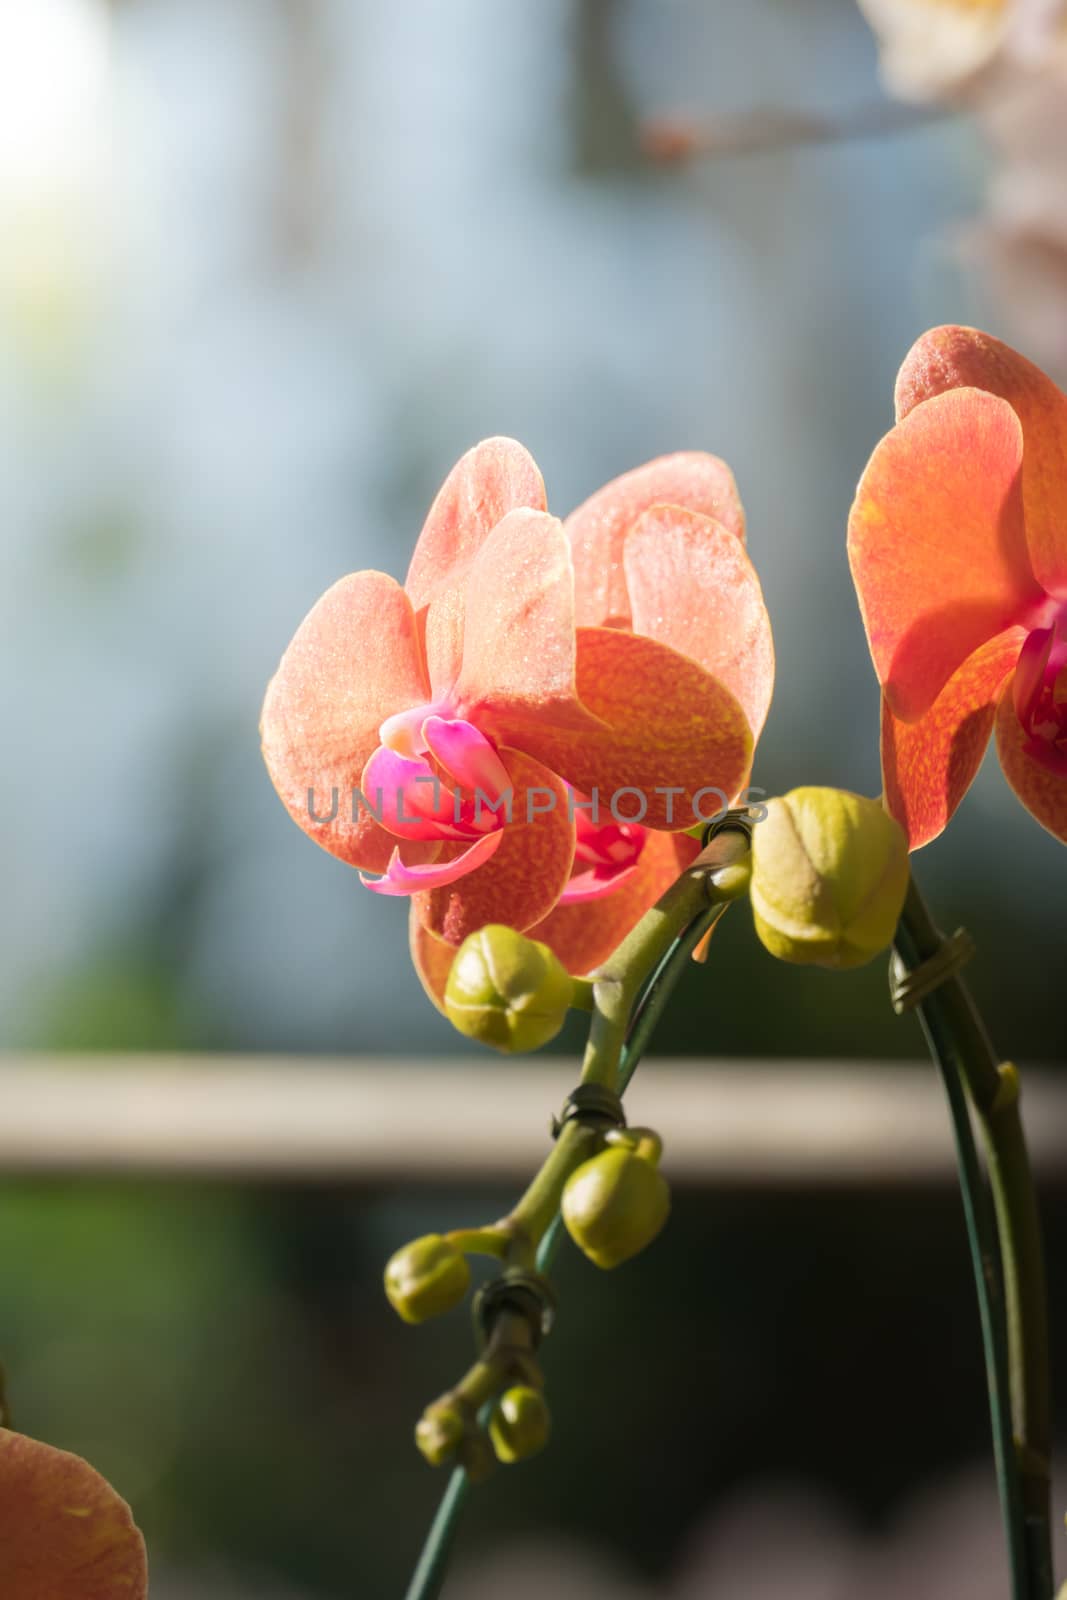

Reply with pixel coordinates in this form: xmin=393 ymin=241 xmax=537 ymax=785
xmin=404 ymin=828 xmax=750 ymax=1600
xmin=896 ymin=875 xmax=1052 ymax=1600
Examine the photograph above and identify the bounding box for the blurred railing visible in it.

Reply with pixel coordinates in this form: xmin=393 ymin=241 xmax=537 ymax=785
xmin=0 ymin=1056 xmax=1065 ymax=1183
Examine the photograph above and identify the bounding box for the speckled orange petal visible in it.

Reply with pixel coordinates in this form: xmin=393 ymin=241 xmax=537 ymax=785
xmin=454 ymin=508 xmax=604 ymax=742
xmin=529 ymin=831 xmax=699 ymax=976
xmin=405 ymin=438 xmax=547 ymax=611
xmin=882 ymin=628 xmax=1025 ymax=850
xmin=518 ymin=627 xmax=752 ymax=830
xmin=624 ymin=507 xmax=774 ymax=741
xmin=409 ymin=908 xmax=455 ymax=1013
xmin=995 ymin=684 xmax=1067 ymax=843
xmin=261 ymin=571 xmax=431 ymax=872
xmin=565 ymin=452 xmax=745 ymax=629
xmin=0 ymin=1431 xmax=147 ymax=1599
xmin=849 ymin=387 xmax=1042 ymax=723
xmin=896 ymin=325 xmax=1067 ymax=595
xmin=413 ymin=749 xmax=574 ymax=944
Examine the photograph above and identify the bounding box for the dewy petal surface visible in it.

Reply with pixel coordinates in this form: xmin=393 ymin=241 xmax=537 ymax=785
xmin=413 ymin=749 xmax=574 ymax=943
xmin=261 ymin=572 xmax=432 ymax=872
xmin=895 ymin=325 xmax=1067 ymax=595
xmin=454 ymin=508 xmax=604 ymax=740
xmin=995 ymin=684 xmax=1067 ymax=843
xmin=848 ymin=387 xmax=1043 ymax=722
xmin=405 ymin=438 xmax=547 ymax=611
xmin=0 ymin=1431 xmax=147 ymax=1600
xmin=565 ymin=452 xmax=746 ymax=629
xmin=882 ymin=627 xmax=1025 ymax=850
xmin=519 ymin=627 xmax=752 ymax=829
xmin=624 ymin=506 xmax=774 ymax=741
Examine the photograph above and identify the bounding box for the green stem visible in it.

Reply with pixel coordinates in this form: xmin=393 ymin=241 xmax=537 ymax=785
xmin=404 ymin=827 xmax=751 ymax=1600
xmin=444 ymin=1227 xmax=509 ymax=1260
xmin=404 ymin=1466 xmax=471 ymax=1600
xmin=579 ymin=828 xmax=751 ymax=1091
xmin=896 ymin=876 xmax=1052 ymax=1600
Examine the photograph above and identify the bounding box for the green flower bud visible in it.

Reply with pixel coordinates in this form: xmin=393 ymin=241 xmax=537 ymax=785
xmin=750 ymin=787 xmax=909 ymax=970
xmin=561 ymin=1130 xmax=670 ymax=1269
xmin=444 ymin=925 xmax=574 ymax=1053
xmin=489 ymin=1385 xmax=551 ymax=1463
xmin=415 ymin=1398 xmax=466 ymax=1466
xmin=384 ymin=1234 xmax=471 ymax=1324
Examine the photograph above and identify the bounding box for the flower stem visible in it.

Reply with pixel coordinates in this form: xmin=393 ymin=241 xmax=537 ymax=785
xmin=403 ymin=1465 xmax=471 ymax=1600
xmin=895 ymin=875 xmax=1052 ymax=1600
xmin=403 ymin=825 xmax=751 ymax=1600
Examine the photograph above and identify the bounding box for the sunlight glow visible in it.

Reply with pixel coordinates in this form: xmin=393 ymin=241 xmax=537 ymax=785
xmin=0 ymin=0 xmax=111 ymax=199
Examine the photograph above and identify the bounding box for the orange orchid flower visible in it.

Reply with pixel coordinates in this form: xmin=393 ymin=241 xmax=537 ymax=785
xmin=849 ymin=325 xmax=1067 ymax=849
xmin=262 ymin=440 xmax=773 ymax=986
xmin=0 ymin=1430 xmax=147 ymax=1598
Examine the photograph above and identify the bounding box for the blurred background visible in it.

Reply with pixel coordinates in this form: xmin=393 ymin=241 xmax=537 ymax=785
xmin=0 ymin=0 xmax=1064 ymax=1594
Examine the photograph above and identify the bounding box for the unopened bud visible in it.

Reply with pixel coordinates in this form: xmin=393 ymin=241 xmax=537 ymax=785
xmin=384 ymin=1234 xmax=470 ymax=1324
xmin=489 ymin=1385 xmax=551 ymax=1463
xmin=415 ymin=1399 xmax=466 ymax=1467
xmin=750 ymin=787 xmax=909 ymax=970
xmin=444 ymin=925 xmax=574 ymax=1053
xmin=561 ymin=1130 xmax=670 ymax=1269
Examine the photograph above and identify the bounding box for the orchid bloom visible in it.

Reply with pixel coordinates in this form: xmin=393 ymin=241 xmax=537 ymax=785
xmin=262 ymin=439 xmax=773 ymax=985
xmin=0 ymin=1430 xmax=147 ymax=1598
xmin=849 ymin=324 xmax=1067 ymax=849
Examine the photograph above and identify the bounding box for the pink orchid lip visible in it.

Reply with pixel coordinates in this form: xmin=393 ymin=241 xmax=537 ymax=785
xmin=557 ymin=860 xmax=643 ymax=905
xmin=362 ymin=745 xmax=492 ymax=841
xmin=378 ymin=700 xmax=453 ymax=759
xmin=422 ymin=716 xmax=512 ymax=797
xmin=360 ymin=717 xmax=517 ymax=898
xmin=557 ymin=796 xmax=646 ymax=904
xmin=1014 ymin=619 xmax=1067 ymax=775
xmin=360 ymin=830 xmax=503 ymax=896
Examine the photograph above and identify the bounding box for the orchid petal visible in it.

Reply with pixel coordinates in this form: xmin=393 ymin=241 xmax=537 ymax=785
xmin=517 ymin=627 xmax=752 ymax=830
xmin=0 ymin=1431 xmax=147 ymax=1599
xmin=556 ymin=859 xmax=643 ymax=904
xmin=995 ymin=678 xmax=1067 ymax=843
xmin=450 ymin=509 xmax=604 ymax=740
xmin=413 ymin=750 xmax=575 ymax=942
xmin=405 ymin=438 xmax=546 ymax=611
xmin=409 ymin=909 xmax=456 ymax=1014
xmin=624 ymin=506 xmax=775 ymax=740
xmin=261 ymin=572 xmax=431 ymax=872
xmin=530 ymin=832 xmax=700 ymax=975
xmin=848 ymin=387 xmax=1043 ymax=723
xmin=422 ymin=717 xmax=511 ymax=798
xmin=896 ymin=325 xmax=1067 ymax=595
xmin=361 ymin=831 xmax=503 ymax=896
xmin=881 ymin=628 xmax=1025 ymax=850
xmin=361 ymin=746 xmax=479 ymax=841
xmin=565 ymin=452 xmax=746 ymax=629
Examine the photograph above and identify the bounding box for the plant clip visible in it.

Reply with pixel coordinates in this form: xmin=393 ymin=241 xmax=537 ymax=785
xmin=550 ymin=1082 xmax=627 ymax=1141
xmin=472 ymin=1268 xmax=558 ymax=1352
xmin=889 ymin=927 xmax=976 ymax=1014
xmin=700 ymin=805 xmax=756 ymax=849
